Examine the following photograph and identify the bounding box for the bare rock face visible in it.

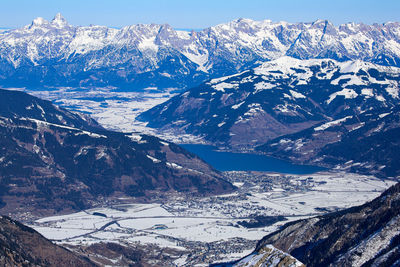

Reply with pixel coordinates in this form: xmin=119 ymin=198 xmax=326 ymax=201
xmin=0 ymin=215 xmax=96 ymax=266
xmin=0 ymin=89 xmax=234 ymax=217
xmin=255 ymin=182 xmax=400 ymax=267
xmin=1 ymin=15 xmax=400 ymax=90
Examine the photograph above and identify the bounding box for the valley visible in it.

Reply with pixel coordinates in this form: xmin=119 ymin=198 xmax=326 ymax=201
xmin=28 ymin=171 xmax=395 ymax=266
xmin=3 ymin=82 xmax=399 ymax=266
xmin=0 ymin=11 xmax=400 ymax=266
xmin=9 ymin=87 xmax=204 ymax=144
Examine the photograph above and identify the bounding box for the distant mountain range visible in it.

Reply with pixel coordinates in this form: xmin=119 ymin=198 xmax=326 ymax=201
xmin=1 ymin=14 xmax=400 ymax=90
xmin=0 ymin=89 xmax=233 ymax=217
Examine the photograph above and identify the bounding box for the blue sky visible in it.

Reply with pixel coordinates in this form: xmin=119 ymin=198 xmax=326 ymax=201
xmin=1 ymin=0 xmax=399 ymax=29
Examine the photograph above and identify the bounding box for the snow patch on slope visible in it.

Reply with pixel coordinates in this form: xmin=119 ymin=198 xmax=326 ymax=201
xmin=314 ymin=116 xmax=353 ymax=131
xmin=231 ymin=245 xmax=304 ymax=267
xmin=212 ymin=82 xmax=239 ymax=92
xmin=327 ymin=89 xmax=358 ymax=104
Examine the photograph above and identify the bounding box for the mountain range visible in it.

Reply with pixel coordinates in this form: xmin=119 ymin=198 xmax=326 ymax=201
xmin=1 ymin=14 xmax=400 ymax=90
xmin=2 ymin=13 xmax=400 ymax=267
xmin=0 ymin=88 xmax=233 ymax=217
xmin=141 ymin=58 xmax=398 ymax=138
xmin=140 ymin=57 xmax=400 ymax=178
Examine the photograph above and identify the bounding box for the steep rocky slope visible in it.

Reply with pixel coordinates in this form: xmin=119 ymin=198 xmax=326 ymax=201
xmin=255 ymin=182 xmax=400 ymax=267
xmin=0 ymin=89 xmax=233 ymax=217
xmin=141 ymin=57 xmax=400 ymax=148
xmin=1 ymin=14 xmax=400 ymax=89
xmin=0 ymin=215 xmax=96 ymax=266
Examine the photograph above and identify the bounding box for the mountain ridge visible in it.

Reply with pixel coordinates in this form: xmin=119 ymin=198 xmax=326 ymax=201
xmin=257 ymin=105 xmax=400 ymax=178
xmin=0 ymin=88 xmax=234 ymax=218
xmin=1 ymin=15 xmax=400 ymax=90
xmin=140 ymin=57 xmax=400 ymax=148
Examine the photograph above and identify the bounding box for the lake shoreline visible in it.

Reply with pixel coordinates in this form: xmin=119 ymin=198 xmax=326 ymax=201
xmin=180 ymin=144 xmax=326 ymax=174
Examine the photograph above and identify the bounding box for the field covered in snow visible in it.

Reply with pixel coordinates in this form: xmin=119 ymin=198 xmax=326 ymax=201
xmin=23 ymin=87 xmax=173 ymax=133
xmin=30 ymin=171 xmax=396 ymax=266
xmin=7 ymin=87 xmax=205 ymax=144
xmin=5 ymin=86 xmax=397 ymax=265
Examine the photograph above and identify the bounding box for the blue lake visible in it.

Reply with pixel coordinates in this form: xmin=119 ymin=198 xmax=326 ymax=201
xmin=180 ymin=144 xmax=325 ymax=174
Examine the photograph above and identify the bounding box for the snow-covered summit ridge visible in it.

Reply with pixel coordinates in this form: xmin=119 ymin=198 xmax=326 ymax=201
xmin=31 ymin=17 xmax=48 ymax=27
xmin=207 ymin=56 xmax=400 ymax=88
xmin=1 ymin=15 xmax=400 ymax=89
xmin=255 ymin=56 xmax=400 ymax=74
xmin=141 ymin=56 xmax=400 ymax=148
xmin=28 ymin=13 xmax=69 ymax=29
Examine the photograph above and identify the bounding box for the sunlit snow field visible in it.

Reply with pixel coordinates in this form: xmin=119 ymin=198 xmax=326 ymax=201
xmin=5 ymin=86 xmax=395 ymax=265
xmin=30 ymin=171 xmax=395 ymax=265
xmin=15 ymin=87 xmax=205 ymax=144
xmin=2 ymin=86 xmax=395 ymax=265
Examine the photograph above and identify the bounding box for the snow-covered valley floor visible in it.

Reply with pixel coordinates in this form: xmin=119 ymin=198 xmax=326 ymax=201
xmin=4 ymin=87 xmax=397 ymax=266
xmin=14 ymin=87 xmax=205 ymax=144
xmin=29 ymin=171 xmax=396 ymax=266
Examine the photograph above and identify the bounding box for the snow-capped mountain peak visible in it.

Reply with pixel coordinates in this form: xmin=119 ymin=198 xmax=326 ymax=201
xmin=51 ymin=12 xmax=68 ymax=27
xmin=30 ymin=17 xmax=49 ymax=28
xmin=1 ymin=15 xmax=400 ymax=90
